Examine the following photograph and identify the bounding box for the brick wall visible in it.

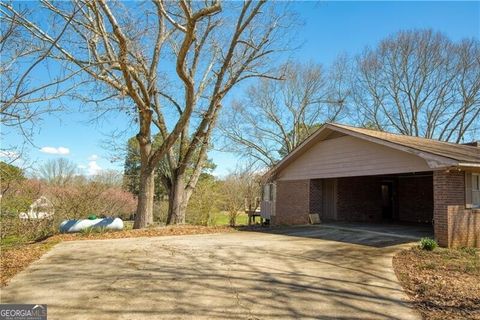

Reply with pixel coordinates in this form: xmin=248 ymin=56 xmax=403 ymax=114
xmin=336 ymin=176 xmax=383 ymax=222
xmin=433 ymin=170 xmax=465 ymax=247
xmin=397 ymin=175 xmax=433 ymax=223
xmin=309 ymin=179 xmax=322 ymax=215
xmin=447 ymin=206 xmax=480 ymax=248
xmin=274 ymin=170 xmax=478 ymax=248
xmin=273 ymin=180 xmax=310 ymax=225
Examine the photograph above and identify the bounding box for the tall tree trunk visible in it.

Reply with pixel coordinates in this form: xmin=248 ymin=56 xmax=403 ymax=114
xmin=166 ymin=172 xmax=191 ymax=225
xmin=134 ymin=109 xmax=155 ymax=229
xmin=134 ymin=166 xmax=155 ymax=229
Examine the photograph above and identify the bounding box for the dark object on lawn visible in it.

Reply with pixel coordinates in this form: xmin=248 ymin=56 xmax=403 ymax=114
xmin=419 ymin=237 xmax=438 ymax=251
xmin=88 ymin=214 xmax=97 ymax=220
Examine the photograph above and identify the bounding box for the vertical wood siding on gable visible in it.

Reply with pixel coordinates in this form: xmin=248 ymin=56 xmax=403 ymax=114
xmin=277 ymin=136 xmax=433 ymax=181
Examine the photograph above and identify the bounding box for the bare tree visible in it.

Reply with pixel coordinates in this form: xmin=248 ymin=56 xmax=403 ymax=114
xmin=0 ymin=160 xmax=25 ymax=196
xmin=0 ymin=5 xmax=84 ymax=160
xmin=91 ymin=169 xmax=123 ymax=187
xmin=1 ymin=1 xmax=292 ymax=227
xmin=352 ymin=30 xmax=480 ymax=142
xmin=37 ymin=158 xmax=77 ymax=186
xmin=220 ymin=61 xmax=348 ymax=167
xmin=155 ymin=2 xmax=293 ymax=224
xmin=222 ymin=173 xmax=245 ymax=227
xmin=222 ymin=167 xmax=261 ymax=227
xmin=1 ymin=1 xmax=220 ymax=228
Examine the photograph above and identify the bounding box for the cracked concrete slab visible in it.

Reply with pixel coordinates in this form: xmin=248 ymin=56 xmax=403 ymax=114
xmin=0 ymin=226 xmax=422 ymax=319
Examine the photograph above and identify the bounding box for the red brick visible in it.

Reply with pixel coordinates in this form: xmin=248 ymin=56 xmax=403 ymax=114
xmin=273 ymin=180 xmax=310 ymax=225
xmin=433 ymin=170 xmax=465 ymax=247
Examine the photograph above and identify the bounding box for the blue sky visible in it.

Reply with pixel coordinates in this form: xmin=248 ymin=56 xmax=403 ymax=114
xmin=4 ymin=1 xmax=479 ymax=177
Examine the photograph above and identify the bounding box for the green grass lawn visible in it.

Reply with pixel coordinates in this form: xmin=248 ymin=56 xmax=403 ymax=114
xmin=210 ymin=211 xmax=249 ymax=226
xmin=0 ymin=235 xmax=28 ymax=248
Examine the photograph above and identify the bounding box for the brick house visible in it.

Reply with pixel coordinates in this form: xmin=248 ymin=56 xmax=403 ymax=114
xmin=261 ymin=123 xmax=480 ymax=248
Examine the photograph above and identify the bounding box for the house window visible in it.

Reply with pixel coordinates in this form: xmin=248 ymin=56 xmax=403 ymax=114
xmin=473 ymin=173 xmax=480 ymax=208
xmin=473 ymin=174 xmax=480 ymax=191
xmin=262 ymin=183 xmax=276 ymax=202
xmin=270 ymin=183 xmax=276 ymax=202
xmin=263 ymin=184 xmax=270 ymax=201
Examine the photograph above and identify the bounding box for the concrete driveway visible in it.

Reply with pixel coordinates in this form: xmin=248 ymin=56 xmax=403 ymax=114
xmin=0 ymin=225 xmax=422 ymax=320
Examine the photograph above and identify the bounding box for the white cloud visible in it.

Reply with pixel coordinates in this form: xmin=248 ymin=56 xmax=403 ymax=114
xmin=78 ymin=155 xmax=102 ymax=176
xmin=40 ymin=146 xmax=70 ymax=155
xmin=87 ymin=160 xmax=102 ymax=176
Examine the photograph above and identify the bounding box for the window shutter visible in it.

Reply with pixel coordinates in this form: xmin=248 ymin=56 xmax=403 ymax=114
xmin=465 ymin=172 xmax=472 ymax=208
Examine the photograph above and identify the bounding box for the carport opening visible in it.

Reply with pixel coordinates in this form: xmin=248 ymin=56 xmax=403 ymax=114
xmin=310 ymin=172 xmax=434 ymax=227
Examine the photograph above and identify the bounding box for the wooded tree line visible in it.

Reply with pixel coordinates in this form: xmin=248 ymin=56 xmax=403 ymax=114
xmin=1 ymin=158 xmax=260 ymax=241
xmin=352 ymin=30 xmax=479 ymax=142
xmin=2 ymin=0 xmax=478 ymax=229
xmin=221 ymin=30 xmax=479 ymax=166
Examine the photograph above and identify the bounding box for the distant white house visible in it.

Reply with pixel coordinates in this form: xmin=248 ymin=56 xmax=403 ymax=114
xmin=19 ymin=196 xmax=55 ymax=219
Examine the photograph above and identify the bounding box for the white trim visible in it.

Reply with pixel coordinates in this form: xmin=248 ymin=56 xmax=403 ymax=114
xmin=472 ymin=173 xmax=480 ymax=208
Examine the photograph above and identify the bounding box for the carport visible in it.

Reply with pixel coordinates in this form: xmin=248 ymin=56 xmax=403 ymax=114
xmin=309 ymin=172 xmax=433 ymax=225
xmin=261 ymin=123 xmax=480 ymax=248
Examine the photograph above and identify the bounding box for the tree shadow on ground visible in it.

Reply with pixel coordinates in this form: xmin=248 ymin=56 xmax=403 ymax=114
xmin=1 ymin=230 xmax=420 ymax=319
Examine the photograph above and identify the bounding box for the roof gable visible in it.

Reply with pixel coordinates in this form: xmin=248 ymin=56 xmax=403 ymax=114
xmin=277 ymin=135 xmax=432 ymax=180
xmin=266 ymin=123 xmax=480 ymax=180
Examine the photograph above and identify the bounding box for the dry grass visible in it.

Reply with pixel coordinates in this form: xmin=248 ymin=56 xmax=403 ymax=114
xmin=1 ymin=240 xmax=60 ymax=287
xmin=49 ymin=224 xmax=235 ymax=242
xmin=393 ymin=246 xmax=480 ymax=320
xmin=0 ymin=225 xmax=235 ymax=287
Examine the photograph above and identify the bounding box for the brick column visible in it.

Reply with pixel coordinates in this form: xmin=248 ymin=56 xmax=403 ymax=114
xmin=309 ymin=179 xmax=323 ymax=215
xmin=273 ymin=180 xmax=310 ymax=225
xmin=433 ymin=170 xmax=465 ymax=247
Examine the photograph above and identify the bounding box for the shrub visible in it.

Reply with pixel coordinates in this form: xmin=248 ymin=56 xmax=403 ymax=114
xmin=1 ymin=179 xmax=44 ymax=216
xmin=97 ymin=187 xmax=137 ymax=220
xmin=153 ymin=200 xmax=168 ymax=224
xmin=419 ymin=237 xmax=438 ymax=251
xmin=1 ymin=177 xmax=137 ymax=243
xmin=460 ymin=247 xmax=478 ymax=256
xmin=187 ymin=175 xmax=219 ymax=226
xmin=47 ymin=182 xmax=137 ymax=221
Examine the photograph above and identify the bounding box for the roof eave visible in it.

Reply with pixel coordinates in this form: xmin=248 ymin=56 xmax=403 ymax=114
xmin=457 ymin=163 xmax=480 ymax=169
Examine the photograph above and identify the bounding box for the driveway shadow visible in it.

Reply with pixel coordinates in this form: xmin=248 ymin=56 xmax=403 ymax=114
xmin=1 ymin=229 xmax=422 ymax=319
xmin=238 ymin=222 xmax=433 ymax=248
